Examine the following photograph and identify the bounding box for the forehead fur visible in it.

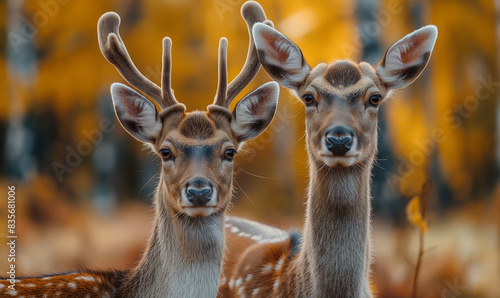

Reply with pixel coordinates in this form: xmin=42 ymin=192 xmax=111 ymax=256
xmin=179 ymin=112 xmax=217 ymax=140
xmin=324 ymin=60 xmax=362 ymax=89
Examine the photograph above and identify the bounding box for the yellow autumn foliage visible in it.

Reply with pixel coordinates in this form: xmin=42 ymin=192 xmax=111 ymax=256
xmin=406 ymin=196 xmax=427 ymax=233
xmin=0 ymin=0 xmax=497 ymax=216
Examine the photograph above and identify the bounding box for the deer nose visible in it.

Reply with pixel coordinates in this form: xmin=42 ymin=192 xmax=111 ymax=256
xmin=187 ymin=188 xmax=212 ymax=207
xmin=324 ymin=126 xmax=354 ymax=156
xmin=185 ymin=178 xmax=213 ymax=207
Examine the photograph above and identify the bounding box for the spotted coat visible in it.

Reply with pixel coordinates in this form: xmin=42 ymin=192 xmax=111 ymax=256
xmin=0 ymin=271 xmax=124 ymax=297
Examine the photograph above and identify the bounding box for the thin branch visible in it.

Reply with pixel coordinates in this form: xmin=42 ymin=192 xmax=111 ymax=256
xmin=411 ymin=183 xmax=428 ymax=298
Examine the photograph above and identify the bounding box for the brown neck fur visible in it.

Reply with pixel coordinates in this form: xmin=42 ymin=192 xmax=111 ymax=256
xmin=117 ymin=179 xmax=226 ymax=297
xmin=285 ymin=136 xmax=375 ymax=297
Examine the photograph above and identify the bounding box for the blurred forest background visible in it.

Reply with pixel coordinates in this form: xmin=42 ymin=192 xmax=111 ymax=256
xmin=0 ymin=0 xmax=499 ymax=297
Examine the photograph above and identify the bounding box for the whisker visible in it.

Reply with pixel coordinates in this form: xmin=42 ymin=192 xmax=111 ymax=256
xmin=238 ymin=168 xmax=283 ymax=180
xmin=234 ymin=179 xmax=255 ymax=208
xmin=140 ymin=170 xmax=160 ymax=196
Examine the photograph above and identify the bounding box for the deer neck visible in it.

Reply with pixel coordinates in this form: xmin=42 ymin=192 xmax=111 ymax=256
xmin=295 ymin=149 xmax=374 ymax=297
xmin=120 ymin=181 xmax=226 ymax=297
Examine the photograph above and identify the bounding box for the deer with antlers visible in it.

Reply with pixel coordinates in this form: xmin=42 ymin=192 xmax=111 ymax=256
xmin=219 ymin=22 xmax=437 ymax=297
xmin=0 ymin=2 xmax=277 ymax=297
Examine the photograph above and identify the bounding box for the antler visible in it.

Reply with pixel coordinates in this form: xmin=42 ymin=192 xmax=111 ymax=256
xmin=97 ymin=12 xmax=177 ymax=109
xmin=213 ymin=1 xmax=273 ymax=108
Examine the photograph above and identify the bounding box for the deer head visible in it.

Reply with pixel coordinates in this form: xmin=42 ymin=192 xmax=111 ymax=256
xmin=253 ymin=23 xmax=437 ymax=168
xmin=98 ymin=2 xmax=277 ymax=218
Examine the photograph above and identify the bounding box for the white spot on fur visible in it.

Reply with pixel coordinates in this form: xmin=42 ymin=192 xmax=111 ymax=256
xmin=238 ymin=232 xmax=252 ymax=238
xmin=94 ymin=286 xmax=98 ymax=292
xmin=250 ymin=235 xmax=262 ymax=241
xmin=228 ymin=279 xmax=235 ymax=289
xmin=231 ymin=226 xmax=239 ymax=233
xmin=96 ymin=277 xmax=102 ymax=283
xmin=75 ymin=276 xmax=95 ymax=282
xmin=42 ymin=276 xmax=52 ymax=280
xmin=237 ymin=286 xmax=245 ymax=296
xmin=252 ymin=288 xmax=260 ymax=296
xmin=233 ymin=227 xmax=287 ymax=244
xmin=24 ymin=284 xmax=36 ymax=287
xmin=5 ymin=289 xmax=15 ymax=295
xmin=275 ymin=258 xmax=284 ymax=272
xmin=238 ymin=287 xmax=245 ymax=298
xmin=220 ymin=276 xmax=227 ymax=286
xmin=273 ymin=278 xmax=280 ymax=291
xmin=68 ymin=282 xmax=76 ymax=289
xmin=235 ymin=278 xmax=243 ymax=287
xmin=246 ymin=274 xmax=253 ymax=281
xmin=261 ymin=264 xmax=273 ymax=274
xmin=46 ymin=283 xmax=52 ymax=287
xmin=102 ymin=292 xmax=110 ymax=298
xmin=0 ymin=284 xmax=3 ymax=289
xmin=258 ymin=234 xmax=288 ymax=244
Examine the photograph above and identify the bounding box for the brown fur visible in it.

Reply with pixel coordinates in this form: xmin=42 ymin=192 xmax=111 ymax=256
xmin=179 ymin=112 xmax=217 ymax=139
xmin=324 ymin=61 xmax=362 ymax=89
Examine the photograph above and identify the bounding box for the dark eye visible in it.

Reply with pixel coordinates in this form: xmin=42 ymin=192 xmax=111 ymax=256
xmin=159 ymin=148 xmax=174 ymax=161
xmin=368 ymin=94 xmax=382 ymax=106
xmin=303 ymin=94 xmax=315 ymax=106
xmin=224 ymin=149 xmax=237 ymax=161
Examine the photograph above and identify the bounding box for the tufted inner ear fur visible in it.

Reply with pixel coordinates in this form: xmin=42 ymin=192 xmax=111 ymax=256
xmin=376 ymin=25 xmax=438 ymax=90
xmin=230 ymin=81 xmax=279 ymax=143
xmin=110 ymin=83 xmax=163 ymax=144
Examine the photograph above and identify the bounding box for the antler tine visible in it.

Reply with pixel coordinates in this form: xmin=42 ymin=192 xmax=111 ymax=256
xmin=223 ymin=1 xmax=273 ymax=107
xmin=161 ymin=37 xmax=178 ymax=106
xmin=97 ymin=12 xmax=168 ymax=109
xmin=214 ymin=38 xmax=228 ymax=106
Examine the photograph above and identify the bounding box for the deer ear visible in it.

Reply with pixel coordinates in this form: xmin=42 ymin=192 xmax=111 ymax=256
xmin=376 ymin=25 xmax=438 ymax=90
xmin=253 ymin=23 xmax=311 ymax=90
xmin=231 ymin=82 xmax=279 ymax=143
xmin=110 ymin=83 xmax=163 ymax=144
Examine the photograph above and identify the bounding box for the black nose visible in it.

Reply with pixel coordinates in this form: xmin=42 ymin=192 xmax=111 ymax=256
xmin=324 ymin=126 xmax=354 ymax=156
xmin=185 ymin=178 xmax=213 ymax=207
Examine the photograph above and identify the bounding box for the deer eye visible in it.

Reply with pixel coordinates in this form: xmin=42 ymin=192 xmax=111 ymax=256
xmin=303 ymin=94 xmax=315 ymax=106
xmin=368 ymin=94 xmax=382 ymax=107
xmin=159 ymin=148 xmax=174 ymax=161
xmin=223 ymin=149 xmax=237 ymax=161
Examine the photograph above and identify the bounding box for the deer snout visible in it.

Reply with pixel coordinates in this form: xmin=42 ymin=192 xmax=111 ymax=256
xmin=324 ymin=126 xmax=355 ymax=156
xmin=183 ymin=178 xmax=215 ymax=207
